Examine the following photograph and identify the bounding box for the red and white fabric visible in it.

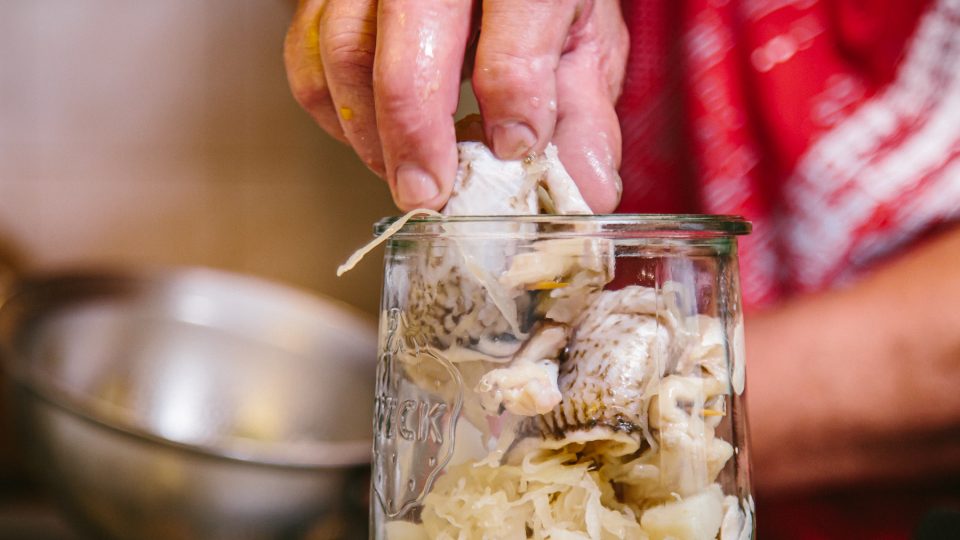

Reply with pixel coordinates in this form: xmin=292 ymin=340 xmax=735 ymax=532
xmin=616 ymin=0 xmax=960 ymax=311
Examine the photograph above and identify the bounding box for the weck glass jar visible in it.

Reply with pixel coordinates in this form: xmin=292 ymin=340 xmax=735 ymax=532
xmin=371 ymin=215 xmax=754 ymax=540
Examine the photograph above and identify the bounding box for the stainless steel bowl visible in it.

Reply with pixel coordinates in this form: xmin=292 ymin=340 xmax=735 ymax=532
xmin=0 ymin=268 xmax=377 ymax=539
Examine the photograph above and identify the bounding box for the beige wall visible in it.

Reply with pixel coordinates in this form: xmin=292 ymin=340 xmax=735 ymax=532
xmin=0 ymin=0 xmax=402 ymax=314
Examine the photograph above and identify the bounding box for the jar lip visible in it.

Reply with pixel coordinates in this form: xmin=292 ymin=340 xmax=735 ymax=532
xmin=374 ymin=213 xmax=751 ymax=237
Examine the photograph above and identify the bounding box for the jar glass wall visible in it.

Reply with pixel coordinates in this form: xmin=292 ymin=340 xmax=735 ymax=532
xmin=371 ymin=215 xmax=754 ymax=540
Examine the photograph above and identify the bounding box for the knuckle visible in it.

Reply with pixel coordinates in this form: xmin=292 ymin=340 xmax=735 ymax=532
xmin=378 ymin=97 xmax=425 ymax=134
xmin=473 ymin=51 xmax=547 ymax=99
xmin=374 ymin=71 xmax=422 ymax=123
xmin=291 ymin=79 xmax=333 ymax=112
xmin=323 ymin=27 xmax=376 ymax=75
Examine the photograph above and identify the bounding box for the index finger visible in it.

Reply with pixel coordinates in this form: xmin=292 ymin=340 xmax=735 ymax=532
xmin=374 ymin=0 xmax=473 ymax=211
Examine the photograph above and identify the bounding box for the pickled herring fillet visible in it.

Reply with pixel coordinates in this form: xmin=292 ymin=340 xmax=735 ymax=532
xmin=382 ymin=141 xmax=616 ymax=444
xmin=527 ymin=143 xmax=593 ymax=215
xmin=443 ymin=142 xmax=538 ymax=217
xmin=391 ymin=142 xmax=609 ymax=362
xmin=533 ymin=285 xmax=686 ymax=447
xmin=476 ymin=324 xmax=569 ymax=416
xmin=447 ymin=141 xmax=591 ymax=216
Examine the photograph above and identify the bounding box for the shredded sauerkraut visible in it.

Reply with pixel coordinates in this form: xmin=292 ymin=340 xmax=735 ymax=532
xmin=421 ymin=446 xmax=644 ymax=540
xmin=393 ymin=438 xmax=737 ymax=540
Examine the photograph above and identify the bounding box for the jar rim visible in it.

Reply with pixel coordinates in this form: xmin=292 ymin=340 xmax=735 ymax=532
xmin=374 ymin=213 xmax=751 ymax=237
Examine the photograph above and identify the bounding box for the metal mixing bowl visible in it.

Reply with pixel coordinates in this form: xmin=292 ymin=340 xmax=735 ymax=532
xmin=0 ymin=268 xmax=377 ymax=539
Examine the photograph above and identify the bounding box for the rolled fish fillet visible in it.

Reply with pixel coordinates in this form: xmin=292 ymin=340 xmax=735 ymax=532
xmin=392 ymin=141 xmax=615 ymax=436
xmin=531 ymin=285 xmax=687 ymax=448
xmin=395 ymin=142 xmax=611 ymax=363
xmin=475 ymin=323 xmax=569 ymax=417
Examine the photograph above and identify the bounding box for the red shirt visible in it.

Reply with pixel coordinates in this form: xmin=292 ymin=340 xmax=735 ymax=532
xmin=617 ymin=0 xmax=960 ymax=309
xmin=615 ymin=0 xmax=960 ymax=537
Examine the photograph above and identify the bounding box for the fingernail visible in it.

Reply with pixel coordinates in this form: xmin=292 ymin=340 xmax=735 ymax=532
xmin=490 ymin=122 xmax=537 ymax=159
xmin=395 ymin=165 xmax=440 ymax=208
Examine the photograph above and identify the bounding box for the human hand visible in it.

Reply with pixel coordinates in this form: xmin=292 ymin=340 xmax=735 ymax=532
xmin=284 ymin=0 xmax=629 ymax=212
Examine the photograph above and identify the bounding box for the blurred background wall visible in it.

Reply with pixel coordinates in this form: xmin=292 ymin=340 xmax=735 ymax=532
xmin=0 ymin=0 xmax=406 ymax=315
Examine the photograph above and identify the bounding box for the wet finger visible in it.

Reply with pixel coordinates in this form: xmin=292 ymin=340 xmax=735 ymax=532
xmin=472 ymin=0 xmax=583 ymax=159
xmin=319 ymin=0 xmax=384 ymax=174
xmin=374 ymin=0 xmax=474 ymax=210
xmin=553 ymin=53 xmax=626 ymax=212
xmin=284 ymin=0 xmax=346 ymax=143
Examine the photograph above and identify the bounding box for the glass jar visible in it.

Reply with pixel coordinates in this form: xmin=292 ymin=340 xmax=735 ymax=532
xmin=372 ymin=215 xmax=754 ymax=540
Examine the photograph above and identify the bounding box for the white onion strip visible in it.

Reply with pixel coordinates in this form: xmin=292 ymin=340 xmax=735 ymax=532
xmin=336 ymin=208 xmax=442 ymax=276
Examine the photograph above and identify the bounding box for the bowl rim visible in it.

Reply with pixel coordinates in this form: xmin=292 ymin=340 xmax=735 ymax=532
xmin=18 ymin=379 xmax=373 ymax=469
